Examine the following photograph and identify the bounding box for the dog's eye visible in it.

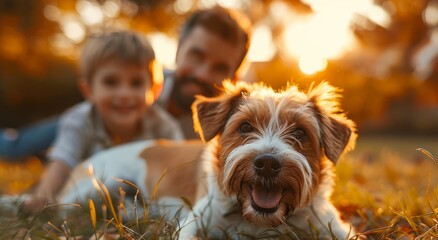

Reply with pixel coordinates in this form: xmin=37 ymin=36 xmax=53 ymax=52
xmin=239 ymin=122 xmax=254 ymax=134
xmin=292 ymin=128 xmax=306 ymax=141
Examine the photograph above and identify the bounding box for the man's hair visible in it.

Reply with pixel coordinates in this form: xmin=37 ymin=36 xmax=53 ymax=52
xmin=80 ymin=31 xmax=155 ymax=81
xmin=179 ymin=6 xmax=250 ymax=71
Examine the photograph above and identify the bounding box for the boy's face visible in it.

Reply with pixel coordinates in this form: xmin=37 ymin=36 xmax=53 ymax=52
xmin=83 ymin=60 xmax=151 ymax=131
xmin=173 ymin=26 xmax=244 ymax=112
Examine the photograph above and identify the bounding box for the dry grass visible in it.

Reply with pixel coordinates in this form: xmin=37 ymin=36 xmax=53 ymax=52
xmin=0 ymin=136 xmax=437 ymax=239
xmin=333 ymin=136 xmax=438 ymax=239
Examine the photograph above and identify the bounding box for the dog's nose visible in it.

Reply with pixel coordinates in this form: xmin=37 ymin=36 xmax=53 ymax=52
xmin=253 ymin=154 xmax=282 ymax=178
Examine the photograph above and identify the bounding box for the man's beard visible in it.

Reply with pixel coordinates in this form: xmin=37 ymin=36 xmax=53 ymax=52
xmin=172 ymin=75 xmax=219 ymax=113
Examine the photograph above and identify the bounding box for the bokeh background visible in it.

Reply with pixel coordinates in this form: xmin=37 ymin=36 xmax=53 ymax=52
xmin=1 ymin=0 xmax=438 ymax=136
xmin=0 ymin=3 xmax=438 ymax=238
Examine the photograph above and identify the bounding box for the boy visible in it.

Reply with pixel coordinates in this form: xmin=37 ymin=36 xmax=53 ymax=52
xmin=22 ymin=31 xmax=183 ymax=211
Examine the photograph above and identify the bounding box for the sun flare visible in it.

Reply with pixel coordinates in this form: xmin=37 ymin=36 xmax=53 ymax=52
xmin=282 ymin=0 xmax=391 ymax=75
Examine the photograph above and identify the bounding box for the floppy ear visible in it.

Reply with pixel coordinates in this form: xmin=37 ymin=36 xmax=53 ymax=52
xmin=318 ymin=114 xmax=355 ymax=163
xmin=308 ymin=82 xmax=357 ymax=163
xmin=192 ymin=81 xmax=250 ymax=142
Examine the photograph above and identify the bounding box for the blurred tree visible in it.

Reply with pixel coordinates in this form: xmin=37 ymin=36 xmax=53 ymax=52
xmin=0 ymin=0 xmax=437 ymax=135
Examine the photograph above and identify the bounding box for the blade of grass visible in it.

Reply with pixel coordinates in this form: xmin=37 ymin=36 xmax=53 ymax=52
xmin=146 ymin=168 xmax=168 ymax=221
xmin=425 ymin=178 xmax=438 ymax=222
xmin=90 ymin=173 xmax=122 ymax=233
xmin=114 ymin=178 xmax=148 ymax=224
xmin=97 ymin=178 xmax=123 ymax=236
xmin=396 ymin=194 xmax=420 ymax=235
xmin=151 ymin=168 xmax=167 ymax=203
xmin=416 ymin=148 xmax=438 ymax=163
xmin=46 ymin=221 xmax=63 ymax=235
xmin=89 ymin=199 xmax=98 ymax=239
xmin=118 ymin=187 xmax=126 ymax=223
xmin=61 ymin=221 xmax=72 ymax=238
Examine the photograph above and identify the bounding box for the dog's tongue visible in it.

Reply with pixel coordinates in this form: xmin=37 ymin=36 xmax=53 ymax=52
xmin=252 ymin=183 xmax=282 ymax=209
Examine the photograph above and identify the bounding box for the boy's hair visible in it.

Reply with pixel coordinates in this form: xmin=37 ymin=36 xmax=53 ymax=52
xmin=179 ymin=6 xmax=250 ymax=71
xmin=80 ymin=31 xmax=155 ymax=81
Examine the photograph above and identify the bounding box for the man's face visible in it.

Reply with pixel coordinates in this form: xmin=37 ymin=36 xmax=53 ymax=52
xmin=173 ymin=26 xmax=244 ymax=112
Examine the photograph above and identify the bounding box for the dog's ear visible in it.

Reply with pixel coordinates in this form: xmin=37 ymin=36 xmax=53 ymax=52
xmin=307 ymin=82 xmax=357 ymax=163
xmin=192 ymin=81 xmax=250 ymax=142
xmin=318 ymin=114 xmax=355 ymax=163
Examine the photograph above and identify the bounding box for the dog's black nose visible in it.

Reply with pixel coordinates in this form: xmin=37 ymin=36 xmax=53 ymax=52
xmin=253 ymin=154 xmax=282 ymax=178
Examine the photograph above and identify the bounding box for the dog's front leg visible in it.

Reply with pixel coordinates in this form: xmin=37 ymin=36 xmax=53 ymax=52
xmin=179 ymin=193 xmax=229 ymax=239
xmin=178 ymin=195 xmax=211 ymax=239
xmin=291 ymin=199 xmax=354 ymax=239
xmin=179 ymin=189 xmax=241 ymax=239
xmin=178 ymin=211 xmax=200 ymax=240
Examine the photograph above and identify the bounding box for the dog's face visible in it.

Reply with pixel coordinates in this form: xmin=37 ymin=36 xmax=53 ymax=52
xmin=192 ymin=81 xmax=356 ymax=227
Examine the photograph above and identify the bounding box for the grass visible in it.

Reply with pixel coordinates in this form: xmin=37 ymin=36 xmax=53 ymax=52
xmin=332 ymin=136 xmax=438 ymax=239
xmin=0 ymin=135 xmax=437 ymax=239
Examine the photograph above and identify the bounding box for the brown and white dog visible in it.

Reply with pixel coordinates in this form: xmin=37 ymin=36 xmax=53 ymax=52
xmin=58 ymin=80 xmax=357 ymax=239
xmin=178 ymin=80 xmax=357 ymax=239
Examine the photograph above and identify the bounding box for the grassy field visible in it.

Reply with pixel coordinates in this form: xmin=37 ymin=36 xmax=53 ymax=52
xmin=0 ymin=135 xmax=437 ymax=239
xmin=333 ymin=135 xmax=438 ymax=239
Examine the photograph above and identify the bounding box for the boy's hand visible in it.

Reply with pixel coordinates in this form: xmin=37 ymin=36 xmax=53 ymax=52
xmin=20 ymin=160 xmax=71 ymax=213
xmin=21 ymin=193 xmax=53 ymax=213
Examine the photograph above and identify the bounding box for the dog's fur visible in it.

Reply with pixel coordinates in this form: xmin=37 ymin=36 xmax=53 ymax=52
xmin=178 ymin=80 xmax=357 ymax=239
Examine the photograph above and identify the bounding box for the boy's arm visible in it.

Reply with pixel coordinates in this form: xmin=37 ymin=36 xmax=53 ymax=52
xmin=22 ymin=160 xmax=71 ymax=212
xmin=21 ymin=103 xmax=89 ymax=213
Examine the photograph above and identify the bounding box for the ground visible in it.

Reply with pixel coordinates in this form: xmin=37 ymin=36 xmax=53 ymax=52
xmin=0 ymin=135 xmax=437 ymax=239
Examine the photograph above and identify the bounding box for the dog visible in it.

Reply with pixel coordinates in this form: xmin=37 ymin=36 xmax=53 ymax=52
xmin=177 ymin=80 xmax=358 ymax=239
xmin=57 ymin=80 xmax=357 ymax=239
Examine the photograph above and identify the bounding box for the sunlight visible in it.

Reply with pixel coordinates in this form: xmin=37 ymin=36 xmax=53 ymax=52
xmin=283 ymin=0 xmax=391 ymax=75
xmin=145 ymin=88 xmax=155 ymax=105
xmin=102 ymin=0 xmax=120 ymax=18
xmin=282 ymin=13 xmax=354 ymax=75
xmin=283 ymin=14 xmax=353 ymax=60
xmin=299 ymin=55 xmax=327 ymax=75
xmin=199 ymin=0 xmax=217 ymax=8
xmin=76 ymin=0 xmax=104 ymax=26
xmin=120 ymin=1 xmax=138 ymax=16
xmin=365 ymin=4 xmax=391 ymax=28
xmin=60 ymin=15 xmax=86 ymax=43
xmin=148 ymin=32 xmax=178 ymax=68
xmin=217 ymin=0 xmax=246 ymax=9
xmin=174 ymin=0 xmax=194 ymax=14
xmin=43 ymin=4 xmax=61 ymax=22
xmin=50 ymin=33 xmax=77 ymax=57
xmin=247 ymin=24 xmax=276 ymax=62
xmin=423 ymin=1 xmax=438 ymax=26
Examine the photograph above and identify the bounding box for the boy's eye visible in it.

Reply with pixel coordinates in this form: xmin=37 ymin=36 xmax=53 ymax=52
xmin=103 ymin=77 xmax=118 ymax=87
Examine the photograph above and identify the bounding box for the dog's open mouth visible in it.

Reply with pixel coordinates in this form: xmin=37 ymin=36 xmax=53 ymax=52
xmin=250 ymin=182 xmax=282 ymax=213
